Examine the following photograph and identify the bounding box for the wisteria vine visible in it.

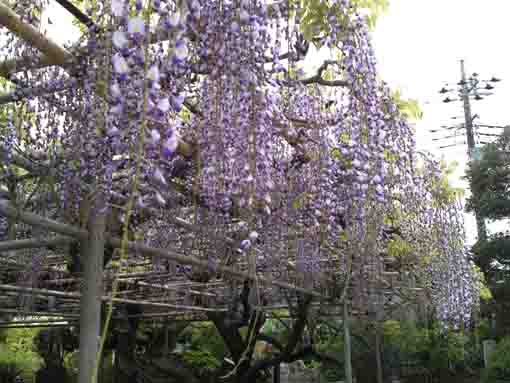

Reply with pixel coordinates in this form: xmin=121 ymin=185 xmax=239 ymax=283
xmin=0 ymin=0 xmax=479 ymax=327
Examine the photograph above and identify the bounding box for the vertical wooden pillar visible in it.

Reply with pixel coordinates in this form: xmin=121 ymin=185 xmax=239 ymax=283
xmin=344 ymin=300 xmax=353 ymax=383
xmin=78 ymin=199 xmax=105 ymax=383
xmin=375 ymin=293 xmax=384 ymax=383
xmin=375 ymin=324 xmax=383 ymax=383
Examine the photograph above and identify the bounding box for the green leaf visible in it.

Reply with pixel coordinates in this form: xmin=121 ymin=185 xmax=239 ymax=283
xmin=391 ymin=89 xmax=424 ymax=120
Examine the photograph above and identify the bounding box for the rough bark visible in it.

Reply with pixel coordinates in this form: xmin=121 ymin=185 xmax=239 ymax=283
xmin=284 ymin=295 xmax=312 ymax=355
xmin=208 ymin=312 xmax=246 ymax=363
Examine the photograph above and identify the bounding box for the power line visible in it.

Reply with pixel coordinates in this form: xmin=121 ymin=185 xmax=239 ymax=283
xmin=435 ymin=60 xmax=504 ymax=242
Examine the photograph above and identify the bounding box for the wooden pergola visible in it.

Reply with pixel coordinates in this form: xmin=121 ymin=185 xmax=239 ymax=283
xmin=0 ymin=2 xmax=428 ymax=383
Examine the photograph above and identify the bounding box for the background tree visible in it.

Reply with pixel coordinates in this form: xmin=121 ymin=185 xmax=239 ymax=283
xmin=466 ymin=134 xmax=510 ymax=336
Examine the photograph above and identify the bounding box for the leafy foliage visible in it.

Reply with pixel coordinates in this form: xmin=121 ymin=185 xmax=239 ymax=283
xmin=261 ymin=312 xmax=291 ymax=350
xmin=380 ymin=320 xmax=480 ymax=375
xmin=292 ymin=0 xmax=389 ymax=43
xmin=0 ymin=328 xmax=43 ymax=382
xmin=482 ymin=337 xmax=510 ymax=382
xmin=391 ymin=89 xmax=423 ymax=121
xmin=315 ymin=322 xmax=344 ymax=381
xmin=178 ymin=322 xmax=226 ymax=375
xmin=466 ymin=136 xmax=510 ymax=280
xmin=181 ymin=350 xmax=222 ymax=376
xmin=466 ymin=139 xmax=510 ymax=220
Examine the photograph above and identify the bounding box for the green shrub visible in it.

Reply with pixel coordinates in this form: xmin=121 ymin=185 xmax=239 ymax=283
xmin=182 ymin=350 xmax=222 ymax=376
xmin=181 ymin=322 xmax=226 ymax=359
xmin=482 ymin=337 xmax=510 ymax=383
xmin=0 ymin=328 xmax=43 ymax=382
xmin=316 ymin=330 xmax=343 ymax=382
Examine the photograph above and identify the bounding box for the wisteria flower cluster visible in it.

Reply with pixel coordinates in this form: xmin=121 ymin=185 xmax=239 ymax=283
xmin=0 ymin=0 xmax=479 ymax=326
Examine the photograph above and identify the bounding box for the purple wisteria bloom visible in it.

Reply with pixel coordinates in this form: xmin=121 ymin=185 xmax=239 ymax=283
xmin=112 ymin=53 xmax=129 ymax=80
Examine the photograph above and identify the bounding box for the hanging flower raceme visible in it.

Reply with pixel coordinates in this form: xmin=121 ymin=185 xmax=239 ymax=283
xmin=99 ymin=0 xmax=192 ymax=209
xmin=0 ymin=0 xmax=479 ymax=327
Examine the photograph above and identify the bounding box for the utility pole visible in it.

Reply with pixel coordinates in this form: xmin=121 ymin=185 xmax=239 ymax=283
xmin=435 ymin=60 xmax=502 ymax=242
xmin=460 ymin=60 xmax=487 ymax=241
xmin=460 ymin=60 xmax=477 ymax=156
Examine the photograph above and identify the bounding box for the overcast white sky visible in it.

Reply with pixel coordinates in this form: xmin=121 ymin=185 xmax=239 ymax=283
xmin=372 ymin=0 xmax=510 ymax=243
xmin=42 ymin=0 xmax=510 ymax=243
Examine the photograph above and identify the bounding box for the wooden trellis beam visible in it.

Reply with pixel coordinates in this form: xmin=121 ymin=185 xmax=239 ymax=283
xmin=0 ymin=308 xmax=80 ymax=317
xmin=0 ymin=201 xmax=88 ymax=238
xmin=120 ymin=280 xmax=217 ymax=298
xmin=0 ymin=284 xmax=227 ymax=312
xmin=0 ymin=319 xmax=79 ymax=326
xmin=0 ymin=236 xmax=72 ymax=251
xmin=0 ymin=323 xmax=76 ymax=329
xmin=0 ymin=201 xmax=328 ymax=298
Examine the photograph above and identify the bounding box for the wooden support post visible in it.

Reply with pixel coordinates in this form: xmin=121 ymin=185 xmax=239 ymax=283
xmin=375 ymin=291 xmax=384 ymax=383
xmin=344 ymin=300 xmax=353 ymax=383
xmin=375 ymin=323 xmax=383 ymax=383
xmin=78 ymin=200 xmax=106 ymax=383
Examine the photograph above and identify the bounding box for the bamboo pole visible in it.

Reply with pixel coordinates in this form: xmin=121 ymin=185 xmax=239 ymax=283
xmin=0 ymin=236 xmax=72 ymax=251
xmin=0 ymin=201 xmax=327 ymax=298
xmin=0 ymin=258 xmax=25 ymax=267
xmin=0 ymin=284 xmax=227 ymax=312
xmin=0 ymin=201 xmax=88 ymax=239
xmin=121 ymin=280 xmax=216 ymax=298
xmin=0 ymin=308 xmax=80 ymax=317
xmin=0 ymin=323 xmax=76 ymax=329
xmin=113 ymin=237 xmax=327 ymax=298
xmin=0 ymin=319 xmax=78 ymax=326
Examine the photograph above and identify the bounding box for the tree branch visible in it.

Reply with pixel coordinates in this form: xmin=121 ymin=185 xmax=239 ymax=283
xmin=244 ymin=311 xmax=267 ymax=364
xmin=284 ymin=295 xmax=312 ymax=354
xmin=300 ymin=60 xmax=348 ymax=87
xmin=54 ymin=0 xmax=95 ymax=28
xmin=0 ymin=2 xmax=73 ymax=66
xmin=207 ymin=312 xmax=246 ymax=363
